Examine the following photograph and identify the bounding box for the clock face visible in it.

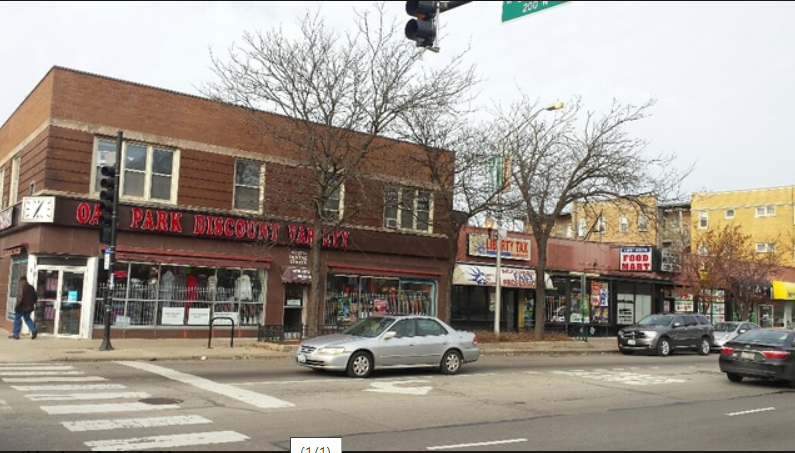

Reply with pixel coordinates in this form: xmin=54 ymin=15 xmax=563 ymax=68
xmin=22 ymin=196 xmax=55 ymax=222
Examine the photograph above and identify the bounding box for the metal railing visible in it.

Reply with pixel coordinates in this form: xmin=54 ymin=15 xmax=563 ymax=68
xmin=257 ymin=324 xmax=346 ymax=344
xmin=208 ymin=316 xmax=235 ymax=349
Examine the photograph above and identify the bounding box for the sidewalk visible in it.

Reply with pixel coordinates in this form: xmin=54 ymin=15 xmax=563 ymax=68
xmin=0 ymin=329 xmax=618 ymax=363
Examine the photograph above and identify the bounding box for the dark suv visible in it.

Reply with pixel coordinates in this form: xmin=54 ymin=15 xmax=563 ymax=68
xmin=618 ymin=313 xmax=714 ymax=357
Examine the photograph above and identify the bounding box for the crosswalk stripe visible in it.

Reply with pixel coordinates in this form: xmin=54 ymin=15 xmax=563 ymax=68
xmin=12 ymin=384 xmax=126 ymax=392
xmin=117 ymin=361 xmax=294 ymax=409
xmin=0 ymin=371 xmax=84 ymax=376
xmin=27 ymin=392 xmax=150 ymax=402
xmin=0 ymin=399 xmax=10 ymax=411
xmin=0 ymin=362 xmax=66 ymax=367
xmin=3 ymin=376 xmax=108 ymax=383
xmin=42 ymin=402 xmax=180 ymax=415
xmin=85 ymin=430 xmax=250 ymax=451
xmin=0 ymin=366 xmax=74 ymax=371
xmin=63 ymin=415 xmax=213 ymax=432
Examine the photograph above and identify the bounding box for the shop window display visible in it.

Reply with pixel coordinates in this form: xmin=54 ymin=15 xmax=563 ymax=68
xmin=325 ymin=275 xmax=436 ymax=328
xmin=95 ymin=262 xmax=265 ymax=327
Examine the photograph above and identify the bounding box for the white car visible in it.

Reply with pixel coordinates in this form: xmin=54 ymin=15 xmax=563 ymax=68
xmin=295 ymin=315 xmax=480 ymax=378
xmin=712 ymin=321 xmax=760 ymax=350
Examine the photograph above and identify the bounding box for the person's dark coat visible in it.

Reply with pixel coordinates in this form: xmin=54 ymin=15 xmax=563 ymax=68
xmin=15 ymin=282 xmax=37 ymax=313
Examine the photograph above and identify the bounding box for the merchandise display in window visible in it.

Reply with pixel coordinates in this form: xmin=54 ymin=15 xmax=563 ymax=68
xmin=95 ymin=262 xmax=265 ymax=327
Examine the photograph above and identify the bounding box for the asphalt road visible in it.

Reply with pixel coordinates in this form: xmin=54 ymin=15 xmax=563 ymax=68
xmin=1 ymin=353 xmax=792 ymax=451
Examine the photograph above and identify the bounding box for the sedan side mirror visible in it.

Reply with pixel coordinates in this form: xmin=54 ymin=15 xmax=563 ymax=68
xmin=738 ymin=329 xmax=747 ymax=334
xmin=383 ymin=331 xmax=397 ymax=340
xmin=673 ymin=323 xmax=683 ymax=329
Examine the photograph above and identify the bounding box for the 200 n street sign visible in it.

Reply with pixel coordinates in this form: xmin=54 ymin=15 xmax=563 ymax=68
xmin=502 ymin=1 xmax=570 ymax=23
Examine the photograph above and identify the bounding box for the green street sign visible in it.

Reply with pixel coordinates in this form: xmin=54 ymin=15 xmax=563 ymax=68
xmin=502 ymin=1 xmax=570 ymax=23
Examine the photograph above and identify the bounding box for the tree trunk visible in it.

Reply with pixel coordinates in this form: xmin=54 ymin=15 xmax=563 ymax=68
xmin=533 ymin=235 xmax=549 ymax=341
xmin=307 ymin=217 xmax=324 ymax=337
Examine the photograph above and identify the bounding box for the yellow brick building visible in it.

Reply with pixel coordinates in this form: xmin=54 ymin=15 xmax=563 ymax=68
xmin=553 ymin=198 xmax=658 ymax=246
xmin=691 ymin=185 xmax=795 ymax=266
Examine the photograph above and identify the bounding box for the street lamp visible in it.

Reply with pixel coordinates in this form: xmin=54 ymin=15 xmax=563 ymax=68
xmin=485 ymin=216 xmax=507 ymax=338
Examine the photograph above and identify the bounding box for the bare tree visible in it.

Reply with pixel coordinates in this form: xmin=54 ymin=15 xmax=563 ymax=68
xmin=201 ymin=2 xmax=477 ymax=333
xmin=492 ymin=95 xmax=687 ymax=340
xmin=397 ymin=107 xmax=506 ymax=322
xmin=680 ymin=224 xmax=784 ymax=322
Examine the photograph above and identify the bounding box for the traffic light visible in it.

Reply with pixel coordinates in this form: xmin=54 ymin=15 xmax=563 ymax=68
xmin=99 ymin=165 xmax=117 ymax=244
xmin=405 ymin=1 xmax=438 ymax=49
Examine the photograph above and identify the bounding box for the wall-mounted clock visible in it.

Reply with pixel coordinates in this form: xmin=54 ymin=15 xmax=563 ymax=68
xmin=21 ymin=196 xmax=56 ymax=223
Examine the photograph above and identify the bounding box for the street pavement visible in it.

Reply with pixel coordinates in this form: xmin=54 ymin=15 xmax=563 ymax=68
xmin=0 ymin=328 xmax=618 ymax=363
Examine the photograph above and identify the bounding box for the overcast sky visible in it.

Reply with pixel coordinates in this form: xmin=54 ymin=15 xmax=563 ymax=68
xmin=2 ymin=1 xmax=794 ymax=197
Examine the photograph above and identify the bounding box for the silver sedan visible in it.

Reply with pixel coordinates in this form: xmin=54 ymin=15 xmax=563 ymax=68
xmin=295 ymin=315 xmax=480 ymax=378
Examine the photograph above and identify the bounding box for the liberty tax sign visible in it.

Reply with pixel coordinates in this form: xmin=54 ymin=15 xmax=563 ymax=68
xmin=620 ymin=246 xmax=653 ymax=272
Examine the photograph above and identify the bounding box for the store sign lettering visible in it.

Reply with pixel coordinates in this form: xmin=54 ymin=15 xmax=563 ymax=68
xmin=74 ymin=202 xmax=349 ymax=249
xmin=620 ymin=246 xmax=652 ymax=271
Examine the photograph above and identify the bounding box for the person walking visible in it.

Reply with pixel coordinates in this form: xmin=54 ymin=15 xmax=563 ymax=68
xmin=9 ymin=276 xmax=38 ymax=340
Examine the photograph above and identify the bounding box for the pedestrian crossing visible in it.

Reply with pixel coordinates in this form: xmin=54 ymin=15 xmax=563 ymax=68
xmin=0 ymin=362 xmax=251 ymax=451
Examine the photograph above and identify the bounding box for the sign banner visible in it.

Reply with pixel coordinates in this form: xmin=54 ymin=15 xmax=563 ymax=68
xmin=619 ymin=246 xmax=653 ymax=272
xmin=453 ymin=264 xmax=553 ymax=289
xmin=467 ymin=234 xmax=531 ymax=261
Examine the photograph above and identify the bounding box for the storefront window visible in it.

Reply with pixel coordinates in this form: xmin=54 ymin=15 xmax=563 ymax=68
xmin=6 ymin=257 xmax=27 ymax=321
xmin=95 ymin=262 xmax=265 ymax=327
xmin=589 ymin=280 xmax=610 ymax=325
xmin=325 ymin=274 xmax=436 ymax=328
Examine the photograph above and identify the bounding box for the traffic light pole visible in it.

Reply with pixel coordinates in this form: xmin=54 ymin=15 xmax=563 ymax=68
xmin=99 ymin=130 xmax=122 ymax=351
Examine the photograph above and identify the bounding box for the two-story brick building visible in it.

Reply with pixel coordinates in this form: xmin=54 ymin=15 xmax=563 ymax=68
xmin=0 ymin=67 xmax=454 ymax=339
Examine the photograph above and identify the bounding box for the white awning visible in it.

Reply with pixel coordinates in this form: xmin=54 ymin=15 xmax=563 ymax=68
xmin=453 ymin=264 xmax=554 ymax=290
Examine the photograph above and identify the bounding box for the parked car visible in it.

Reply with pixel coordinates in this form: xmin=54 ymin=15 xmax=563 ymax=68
xmin=617 ymin=313 xmax=713 ymax=357
xmin=711 ymin=321 xmax=760 ymax=351
xmin=719 ymin=328 xmax=795 ymax=386
xmin=295 ymin=315 xmax=480 ymax=378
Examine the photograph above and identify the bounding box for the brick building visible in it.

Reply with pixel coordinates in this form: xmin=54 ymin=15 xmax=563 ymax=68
xmin=0 ymin=67 xmax=453 ymax=339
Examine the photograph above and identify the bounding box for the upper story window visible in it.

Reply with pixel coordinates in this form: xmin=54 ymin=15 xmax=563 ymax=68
xmin=577 ymin=219 xmax=586 ymax=238
xmin=234 ymin=159 xmax=264 ymax=213
xmin=725 ymin=209 xmax=735 ymax=219
xmin=756 ymin=243 xmax=776 ymax=254
xmin=93 ymin=138 xmax=179 ymax=203
xmin=756 ymin=205 xmax=776 ymax=217
xmin=0 ymin=167 xmax=5 ymax=209
xmin=323 ymin=186 xmax=344 ymax=221
xmin=595 ymin=215 xmax=606 ymax=233
xmin=638 ymin=214 xmax=648 ymax=232
xmin=9 ymin=156 xmax=20 ymax=207
xmin=619 ymin=215 xmax=629 ymax=233
xmin=384 ymin=185 xmax=432 ymax=233
xmin=699 ymin=211 xmax=708 ymax=229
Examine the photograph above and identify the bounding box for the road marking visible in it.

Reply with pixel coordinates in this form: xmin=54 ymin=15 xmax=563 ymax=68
xmin=42 ymin=402 xmax=180 ymax=415
xmin=0 ymin=362 xmax=66 ymax=367
xmin=84 ymin=430 xmax=250 ymax=451
xmin=552 ymin=370 xmax=685 ymax=386
xmin=366 ymin=380 xmax=433 ymax=396
xmin=232 ymin=378 xmax=354 ymax=386
xmin=0 ymin=371 xmax=84 ymax=376
xmin=117 ymin=361 xmax=294 ymax=409
xmin=727 ymin=407 xmax=776 ymax=417
xmin=12 ymin=384 xmax=126 ymax=392
xmin=3 ymin=376 xmax=108 ymax=383
xmin=27 ymin=392 xmax=150 ymax=402
xmin=428 ymin=438 xmax=528 ymax=450
xmin=0 ymin=399 xmax=10 ymax=412
xmin=0 ymin=365 xmax=75 ymax=371
xmin=63 ymin=415 xmax=213 ymax=432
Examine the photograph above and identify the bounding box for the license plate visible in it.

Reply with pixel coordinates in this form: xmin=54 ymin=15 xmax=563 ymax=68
xmin=627 ymin=340 xmax=636 ymax=346
xmin=740 ymin=352 xmax=755 ymax=361
xmin=296 ymin=354 xmax=306 ymax=363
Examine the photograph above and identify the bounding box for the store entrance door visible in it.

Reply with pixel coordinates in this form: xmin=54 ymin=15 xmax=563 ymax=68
xmin=36 ymin=267 xmax=86 ymax=336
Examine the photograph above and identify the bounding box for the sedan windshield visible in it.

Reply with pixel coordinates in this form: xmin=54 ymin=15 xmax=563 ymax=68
xmin=714 ymin=323 xmax=739 ymax=332
xmin=342 ymin=316 xmax=396 ymax=338
xmin=638 ymin=315 xmax=673 ymax=327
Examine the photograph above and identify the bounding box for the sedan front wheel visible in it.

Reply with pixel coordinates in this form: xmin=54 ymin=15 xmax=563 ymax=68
xmin=346 ymin=351 xmax=373 ymax=378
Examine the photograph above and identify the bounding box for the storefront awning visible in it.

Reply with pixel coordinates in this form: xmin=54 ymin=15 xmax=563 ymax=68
xmin=282 ymin=266 xmax=311 ymax=284
xmin=772 ymin=281 xmax=795 ymax=300
xmin=453 ymin=264 xmax=554 ymax=290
